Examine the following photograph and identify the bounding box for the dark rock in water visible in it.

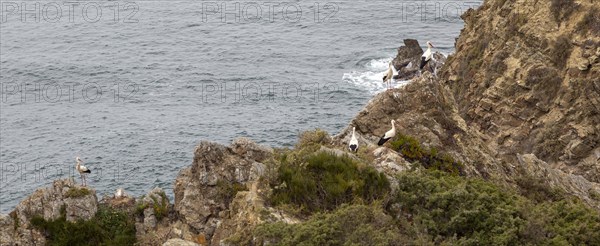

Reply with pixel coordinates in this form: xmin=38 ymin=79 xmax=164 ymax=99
xmin=391 ymin=39 xmax=446 ymax=81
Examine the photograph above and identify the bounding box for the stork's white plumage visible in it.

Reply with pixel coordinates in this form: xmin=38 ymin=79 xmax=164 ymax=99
xmin=377 ymin=120 xmax=397 ymax=146
xmin=115 ymin=188 xmax=125 ymax=198
xmin=75 ymin=157 xmax=91 ymax=186
xmin=419 ymin=41 xmax=435 ymax=70
xmin=349 ymin=127 xmax=359 ymax=152
xmin=382 ymin=62 xmax=398 ymax=90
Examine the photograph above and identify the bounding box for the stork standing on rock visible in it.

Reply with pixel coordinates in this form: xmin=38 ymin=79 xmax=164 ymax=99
xmin=378 ymin=120 xmax=397 ymax=146
xmin=349 ymin=127 xmax=359 ymax=152
xmin=419 ymin=41 xmax=435 ymax=70
xmin=382 ymin=61 xmax=398 ymax=90
xmin=75 ymin=157 xmax=91 ymax=186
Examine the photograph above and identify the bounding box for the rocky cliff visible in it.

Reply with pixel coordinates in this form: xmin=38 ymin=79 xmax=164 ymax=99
xmin=2 ymin=0 xmax=600 ymax=245
xmin=336 ymin=0 xmax=600 ymax=207
xmin=443 ymin=0 xmax=600 ymax=179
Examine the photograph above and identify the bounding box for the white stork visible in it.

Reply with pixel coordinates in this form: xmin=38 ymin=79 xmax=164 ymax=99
xmin=377 ymin=120 xmax=397 ymax=146
xmin=419 ymin=41 xmax=435 ymax=70
xmin=382 ymin=61 xmax=398 ymax=90
xmin=349 ymin=127 xmax=359 ymax=152
xmin=75 ymin=157 xmax=91 ymax=186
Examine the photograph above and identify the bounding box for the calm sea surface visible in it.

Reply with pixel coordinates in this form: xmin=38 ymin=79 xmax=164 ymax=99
xmin=0 ymin=0 xmax=481 ymax=213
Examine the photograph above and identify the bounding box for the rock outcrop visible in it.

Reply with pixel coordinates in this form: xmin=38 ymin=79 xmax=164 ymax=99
xmin=173 ymin=138 xmax=272 ymax=244
xmin=1 ymin=179 xmax=98 ymax=245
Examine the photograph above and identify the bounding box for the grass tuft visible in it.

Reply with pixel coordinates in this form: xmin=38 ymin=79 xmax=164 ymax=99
xmin=64 ymin=187 xmax=91 ymax=198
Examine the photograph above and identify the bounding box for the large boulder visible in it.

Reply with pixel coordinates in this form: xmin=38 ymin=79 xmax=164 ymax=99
xmin=173 ymin=138 xmax=272 ymax=244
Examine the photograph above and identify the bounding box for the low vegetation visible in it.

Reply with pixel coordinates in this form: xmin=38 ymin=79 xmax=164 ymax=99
xmin=269 ymin=151 xmax=390 ymax=214
xmin=296 ymin=129 xmax=331 ymax=149
xmin=64 ymin=187 xmax=91 ymax=198
xmin=254 ymin=204 xmax=404 ymax=245
xmin=389 ymin=133 xmax=464 ymax=175
xmin=31 ymin=206 xmax=136 ymax=246
xmin=255 ymin=169 xmax=600 ymax=245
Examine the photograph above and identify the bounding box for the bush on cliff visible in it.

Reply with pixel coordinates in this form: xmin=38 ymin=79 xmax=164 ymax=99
xmin=269 ymin=151 xmax=390 ymax=214
xmin=389 ymin=133 xmax=464 ymax=175
xmin=31 ymin=205 xmax=136 ymax=246
xmin=253 ymin=204 xmax=405 ymax=246
xmin=389 ymin=170 xmax=600 ymax=245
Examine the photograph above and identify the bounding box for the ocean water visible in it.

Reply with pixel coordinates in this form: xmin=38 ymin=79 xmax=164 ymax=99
xmin=0 ymin=0 xmax=482 ymax=213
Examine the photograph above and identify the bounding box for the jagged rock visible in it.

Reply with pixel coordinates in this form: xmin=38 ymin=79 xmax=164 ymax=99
xmin=174 ymin=139 xmax=270 ymax=244
xmin=230 ymin=137 xmax=273 ymax=162
xmin=391 ymin=39 xmax=446 ymax=81
xmin=1 ymin=179 xmax=97 ymax=245
xmin=0 ymin=212 xmax=45 ymax=246
xmin=136 ymin=187 xmax=169 ymax=231
xmin=14 ymin=179 xmax=97 ymax=224
xmin=163 ymin=238 xmax=200 ymax=246
xmin=211 ymin=180 xmax=299 ymax=246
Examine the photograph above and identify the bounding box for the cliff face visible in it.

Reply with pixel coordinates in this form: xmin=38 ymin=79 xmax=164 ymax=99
xmin=337 ymin=0 xmax=600 ymax=207
xmin=442 ymin=0 xmax=600 ymax=180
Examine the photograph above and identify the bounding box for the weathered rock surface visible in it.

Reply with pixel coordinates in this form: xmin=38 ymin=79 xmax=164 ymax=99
xmin=441 ymin=0 xmax=600 ymax=182
xmin=173 ymin=138 xmax=272 ymax=245
xmin=1 ymin=179 xmax=97 ymax=245
xmin=162 ymin=238 xmax=200 ymax=246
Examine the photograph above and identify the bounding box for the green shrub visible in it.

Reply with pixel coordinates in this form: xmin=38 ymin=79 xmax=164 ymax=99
xmin=64 ymin=187 xmax=91 ymax=198
xmin=389 ymin=134 xmax=464 ymax=175
xmin=31 ymin=206 xmax=136 ymax=246
xmin=134 ymin=191 xmax=169 ymax=221
xmin=388 ymin=170 xmax=600 ymax=245
xmin=253 ymin=204 xmax=405 ymax=246
xmin=150 ymin=191 xmax=169 ymax=221
xmin=531 ymin=200 xmax=600 ymax=245
xmin=270 ymin=151 xmax=390 ymax=213
xmin=515 ymin=175 xmax=565 ymax=203
xmin=390 ymin=170 xmax=525 ymax=245
xmin=296 ymin=129 xmax=331 ymax=149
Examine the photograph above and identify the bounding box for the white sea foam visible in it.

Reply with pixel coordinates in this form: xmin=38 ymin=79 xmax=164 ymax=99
xmin=343 ymin=58 xmax=410 ymax=94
